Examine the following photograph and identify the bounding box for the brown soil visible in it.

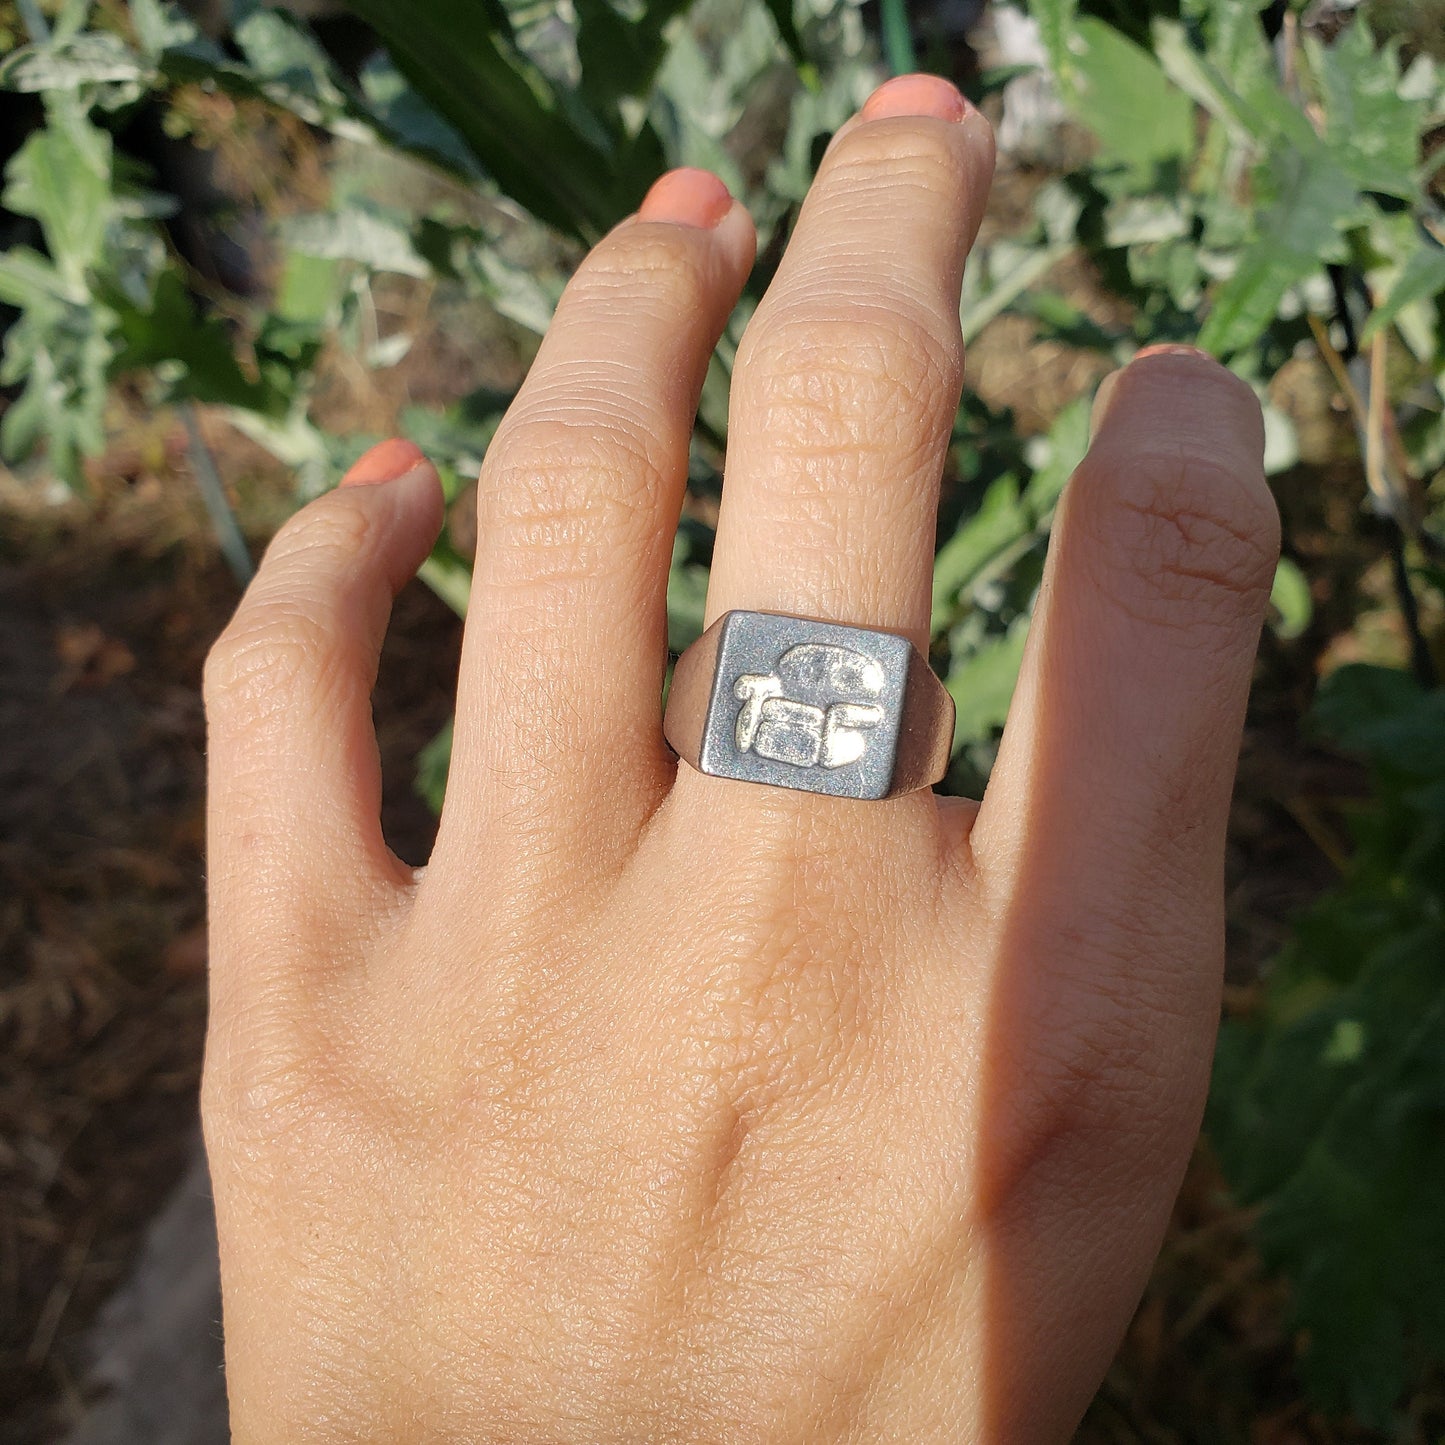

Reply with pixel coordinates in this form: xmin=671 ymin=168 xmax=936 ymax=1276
xmin=0 ymin=457 xmax=461 ymax=1443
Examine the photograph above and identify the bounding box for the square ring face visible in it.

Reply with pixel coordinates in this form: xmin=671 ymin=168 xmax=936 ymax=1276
xmin=697 ymin=612 xmax=912 ymax=800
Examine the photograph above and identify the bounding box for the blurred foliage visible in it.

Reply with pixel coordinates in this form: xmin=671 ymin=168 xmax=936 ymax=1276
xmin=2 ymin=0 xmax=1445 ymax=1431
xmin=1212 ymin=665 xmax=1445 ymax=1426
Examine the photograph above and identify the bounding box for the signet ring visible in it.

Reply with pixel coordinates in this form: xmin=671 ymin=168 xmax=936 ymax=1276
xmin=663 ymin=611 xmax=956 ymax=800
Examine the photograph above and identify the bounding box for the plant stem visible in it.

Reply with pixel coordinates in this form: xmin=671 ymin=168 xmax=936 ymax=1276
xmin=14 ymin=0 xmax=49 ymax=43
xmin=879 ymin=0 xmax=918 ymax=77
xmin=1390 ymin=535 xmax=1438 ymax=689
xmin=182 ymin=404 xmax=254 ymax=587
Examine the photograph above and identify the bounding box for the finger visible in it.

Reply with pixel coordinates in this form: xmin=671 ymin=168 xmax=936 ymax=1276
xmin=702 ymin=76 xmax=996 ymax=651
xmin=434 ymin=171 xmax=755 ymax=877
xmin=971 ymin=349 xmax=1278 ymax=926
xmin=204 ymin=441 xmax=444 ymax=984
xmin=959 ymin=353 xmax=1278 ymax=1416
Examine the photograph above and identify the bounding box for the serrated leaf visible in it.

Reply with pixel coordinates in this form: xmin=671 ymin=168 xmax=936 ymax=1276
xmin=1063 ymin=18 xmax=1194 ymax=177
xmin=1199 ymin=142 xmax=1362 ymax=356
xmin=1311 ymin=18 xmax=1426 ymax=202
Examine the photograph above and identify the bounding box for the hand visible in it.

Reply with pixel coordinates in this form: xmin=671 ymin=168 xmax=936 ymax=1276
xmin=203 ymin=74 xmax=1279 ymax=1443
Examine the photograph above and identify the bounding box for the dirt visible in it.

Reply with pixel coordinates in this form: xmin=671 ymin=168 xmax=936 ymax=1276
xmin=0 ymin=461 xmax=461 ymax=1443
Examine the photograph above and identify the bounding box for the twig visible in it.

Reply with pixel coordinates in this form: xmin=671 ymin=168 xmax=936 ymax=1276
xmin=182 ymin=404 xmax=254 ymax=586
xmin=879 ymin=0 xmax=918 ymax=78
xmin=1307 ymin=315 xmax=1438 ymax=688
xmin=14 ymin=0 xmax=49 ymax=44
xmin=1391 ymin=534 xmax=1438 ymax=688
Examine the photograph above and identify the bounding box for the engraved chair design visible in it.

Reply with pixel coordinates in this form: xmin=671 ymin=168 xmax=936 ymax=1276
xmin=732 ymin=642 xmax=887 ymax=770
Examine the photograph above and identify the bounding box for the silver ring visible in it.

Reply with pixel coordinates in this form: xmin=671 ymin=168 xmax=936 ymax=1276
xmin=663 ymin=611 xmax=955 ymax=800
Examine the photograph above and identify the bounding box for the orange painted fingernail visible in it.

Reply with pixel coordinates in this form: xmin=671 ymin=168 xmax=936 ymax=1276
xmin=861 ymin=73 xmax=970 ymax=123
xmin=639 ymin=168 xmax=734 ymax=229
xmin=341 ymin=438 xmax=427 ymax=487
xmin=1136 ymin=343 xmax=1211 ymax=361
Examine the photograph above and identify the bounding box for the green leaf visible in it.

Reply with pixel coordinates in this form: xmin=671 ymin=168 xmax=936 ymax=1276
xmin=272 ymin=251 xmax=343 ymax=329
xmin=1311 ymin=18 xmax=1426 ymax=202
xmin=1210 ymin=667 xmax=1445 ymax=1423
xmin=1199 ymin=142 xmax=1362 ymax=356
xmin=344 ymin=0 xmax=637 ymax=238
xmin=1062 ymin=18 xmax=1195 ymax=177
xmin=415 ymin=717 xmax=454 ymax=815
xmin=1361 ymin=243 xmax=1445 ymax=344
xmin=575 ymin=0 xmax=691 ymax=118
xmin=931 ymin=475 xmax=1030 ymax=637
xmin=129 ymin=0 xmax=199 ymax=56
xmin=1268 ymin=556 xmax=1312 ymax=639
xmin=1028 ymin=0 xmax=1078 ymax=84
xmin=3 ymin=98 xmax=113 ymax=288
xmin=1311 ymin=665 xmax=1445 ymax=778
xmin=947 ymin=621 xmax=1030 ymax=750
xmin=760 ymin=0 xmax=807 ymax=68
xmin=358 ymin=53 xmax=481 ymax=181
xmin=0 ymin=246 xmax=73 ymax=309
xmin=282 ymin=208 xmax=431 ymax=278
xmin=110 ymin=269 xmax=280 ymax=412
xmin=0 ymin=30 xmax=149 ymax=92
xmin=1022 ymin=395 xmax=1090 ymax=514
xmin=667 ymin=527 xmax=712 ymax=653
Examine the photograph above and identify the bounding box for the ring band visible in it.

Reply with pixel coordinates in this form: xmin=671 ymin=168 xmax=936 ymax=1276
xmin=664 ymin=611 xmax=955 ymax=800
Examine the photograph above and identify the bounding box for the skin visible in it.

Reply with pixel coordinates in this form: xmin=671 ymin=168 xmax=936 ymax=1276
xmin=203 ymin=92 xmax=1280 ymax=1443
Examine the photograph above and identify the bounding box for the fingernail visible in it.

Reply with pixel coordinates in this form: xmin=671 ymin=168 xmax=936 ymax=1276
xmin=341 ymin=438 xmax=427 ymax=488
xmin=639 ymin=168 xmax=734 ymax=229
xmin=861 ymin=73 xmax=970 ymax=123
xmin=1135 ymin=343 xmax=1211 ymax=361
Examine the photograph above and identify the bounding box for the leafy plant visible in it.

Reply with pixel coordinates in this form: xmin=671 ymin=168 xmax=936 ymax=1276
xmin=4 ymin=0 xmax=1445 ymax=1431
xmin=1210 ymin=666 xmax=1445 ymax=1425
xmin=1009 ymin=2 xmax=1445 ymax=1420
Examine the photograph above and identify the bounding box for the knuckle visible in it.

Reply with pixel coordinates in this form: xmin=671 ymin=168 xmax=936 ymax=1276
xmin=576 ymin=224 xmax=716 ymax=314
xmin=479 ymin=411 xmax=666 ymax=580
xmin=1075 ymin=449 xmax=1280 ymax=636
xmin=827 ymin=119 xmax=971 ymax=202
xmin=201 ymin=1004 xmax=323 ymax=1154
xmin=269 ymin=492 xmax=375 ymax=566
xmin=738 ymin=305 xmax=962 ymax=453
xmin=982 ymin=990 xmax=1207 ymax=1222
xmin=204 ymin=600 xmax=339 ymax=726
xmin=203 ymin=497 xmax=373 ymax=721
